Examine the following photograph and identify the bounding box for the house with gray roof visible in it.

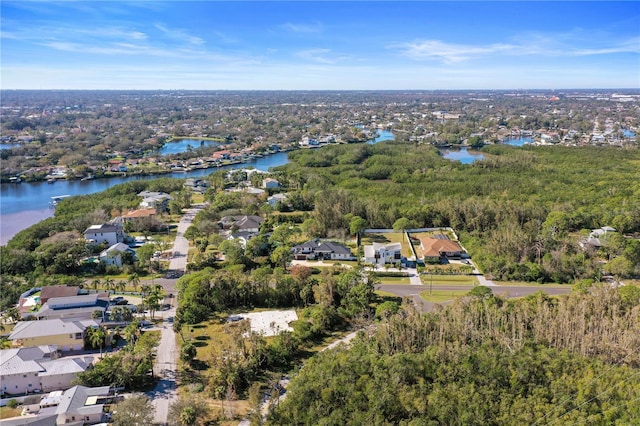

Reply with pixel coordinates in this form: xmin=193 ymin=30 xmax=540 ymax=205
xmin=1 ymin=346 xmax=93 ymax=396
xmin=292 ymin=239 xmax=355 ymax=261
xmin=9 ymin=319 xmax=99 ymax=352
xmin=99 ymin=242 xmax=136 ymax=267
xmin=84 ymin=223 xmax=125 ymax=247
xmin=10 ymin=386 xmax=113 ymax=426
xmin=35 ymin=293 xmax=109 ymax=321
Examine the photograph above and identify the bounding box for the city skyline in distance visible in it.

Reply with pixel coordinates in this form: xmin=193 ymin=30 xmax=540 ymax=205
xmin=1 ymin=1 xmax=639 ymax=90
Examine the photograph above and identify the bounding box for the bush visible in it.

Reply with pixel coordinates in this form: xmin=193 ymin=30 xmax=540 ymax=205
xmin=7 ymin=399 xmax=19 ymax=409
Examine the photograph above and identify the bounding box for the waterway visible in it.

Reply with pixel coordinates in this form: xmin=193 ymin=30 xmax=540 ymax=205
xmin=503 ymin=136 xmax=533 ymax=146
xmin=159 ymin=138 xmax=221 ymax=156
xmin=367 ymin=129 xmax=395 ymax=144
xmin=440 ymin=147 xmax=485 ymax=164
xmin=0 ymin=152 xmax=290 ymax=245
xmin=1 ymin=130 xmax=395 ymax=245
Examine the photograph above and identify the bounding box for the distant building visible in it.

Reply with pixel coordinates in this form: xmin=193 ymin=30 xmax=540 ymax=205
xmin=267 ymin=193 xmax=288 ymax=207
xmin=137 ymin=191 xmax=172 ymax=213
xmin=262 ymin=178 xmax=281 ymax=189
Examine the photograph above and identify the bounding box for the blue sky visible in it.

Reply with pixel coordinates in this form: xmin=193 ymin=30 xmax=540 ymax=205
xmin=1 ymin=1 xmax=639 ymax=90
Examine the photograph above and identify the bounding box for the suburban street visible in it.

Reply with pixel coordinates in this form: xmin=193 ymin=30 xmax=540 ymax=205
xmin=148 ymin=203 xmax=205 ymax=425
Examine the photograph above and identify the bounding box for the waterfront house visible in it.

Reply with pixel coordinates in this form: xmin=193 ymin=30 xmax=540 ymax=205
xmin=84 ymin=223 xmax=125 ymax=247
xmin=262 ymin=178 xmax=281 ymax=189
xmin=137 ymin=191 xmax=172 ymax=213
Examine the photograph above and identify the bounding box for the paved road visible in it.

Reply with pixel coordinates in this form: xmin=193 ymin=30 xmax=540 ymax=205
xmin=148 ymin=307 xmax=178 ymax=425
xmin=148 ymin=204 xmax=205 ymax=425
xmin=378 ymin=284 xmax=572 ymax=312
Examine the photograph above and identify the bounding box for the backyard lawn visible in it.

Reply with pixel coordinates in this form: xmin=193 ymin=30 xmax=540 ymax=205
xmin=362 ymin=232 xmax=414 ymax=258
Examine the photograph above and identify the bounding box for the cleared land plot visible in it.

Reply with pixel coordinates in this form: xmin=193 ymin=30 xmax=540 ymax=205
xmin=362 ymin=232 xmax=414 ymax=258
xmin=229 ymin=310 xmax=298 ymax=337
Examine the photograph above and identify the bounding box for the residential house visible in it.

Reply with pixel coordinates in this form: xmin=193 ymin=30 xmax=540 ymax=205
xmin=1 ymin=346 xmax=94 ymax=396
xmin=262 ymin=178 xmax=281 ymax=189
xmin=99 ymin=242 xmax=136 ymax=267
xmin=18 ymin=386 xmax=114 ymax=426
xmin=184 ymin=178 xmax=210 ymax=194
xmin=35 ymin=293 xmax=109 ymax=321
xmin=84 ymin=223 xmax=125 ymax=247
xmin=39 ymin=286 xmax=80 ymax=304
xmin=218 ymin=215 xmax=264 ymax=234
xmin=292 ymin=239 xmax=355 ymax=261
xmin=579 ymin=226 xmax=617 ymax=249
xmin=121 ymin=208 xmax=156 ymax=223
xmin=9 ymin=319 xmax=99 ymax=352
xmin=19 ymin=286 xmax=80 ymax=319
xmin=363 ymin=242 xmax=402 ymax=265
xmin=420 ymin=237 xmax=465 ymax=262
xmin=267 ymin=193 xmax=288 ymax=208
xmin=137 ymin=191 xmax=172 ymax=213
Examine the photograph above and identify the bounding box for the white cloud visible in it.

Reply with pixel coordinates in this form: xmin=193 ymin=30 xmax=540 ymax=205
xmin=154 ymin=23 xmax=204 ymax=45
xmin=393 ymin=35 xmax=640 ymax=63
xmin=280 ymin=22 xmax=323 ymax=33
xmin=295 ymin=48 xmax=353 ymax=65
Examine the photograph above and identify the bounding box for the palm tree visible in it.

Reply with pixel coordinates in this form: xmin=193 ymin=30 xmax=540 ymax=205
xmin=103 ymin=278 xmax=115 ymax=294
xmin=91 ymin=278 xmax=101 ymax=292
xmin=115 ymin=280 xmax=126 ymax=294
xmin=87 ymin=326 xmax=107 ymax=358
xmin=123 ymin=321 xmax=140 ymax=347
xmin=127 ymin=273 xmax=140 ymax=294
xmin=145 ymin=284 xmax=164 ymax=320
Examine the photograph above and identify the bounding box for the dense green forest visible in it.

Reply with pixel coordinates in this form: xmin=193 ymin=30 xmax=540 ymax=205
xmin=271 ymin=286 xmax=640 ymax=425
xmin=280 ymin=142 xmax=640 ymax=282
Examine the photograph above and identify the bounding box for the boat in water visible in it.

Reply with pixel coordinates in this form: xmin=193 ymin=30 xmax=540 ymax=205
xmin=50 ymin=195 xmax=71 ymax=207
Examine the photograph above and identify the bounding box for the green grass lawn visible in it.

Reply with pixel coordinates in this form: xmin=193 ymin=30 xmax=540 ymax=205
xmin=362 ymin=232 xmax=414 ymax=257
xmin=419 ymin=289 xmax=468 ymax=303
xmin=375 ymin=290 xmax=402 ymax=298
xmin=419 ymin=274 xmax=479 ymax=286
xmin=378 ymin=276 xmax=411 ymax=285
